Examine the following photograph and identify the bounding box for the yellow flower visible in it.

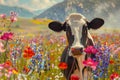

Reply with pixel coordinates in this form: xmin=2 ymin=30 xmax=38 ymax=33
xmin=12 ymin=69 xmax=18 ymax=74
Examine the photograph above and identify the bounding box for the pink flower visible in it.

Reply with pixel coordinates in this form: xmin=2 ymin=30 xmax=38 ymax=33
xmin=0 ymin=32 xmax=14 ymax=40
xmin=10 ymin=17 xmax=17 ymax=22
xmin=0 ymin=72 xmax=3 ymax=77
xmin=49 ymin=39 xmax=54 ymax=44
xmin=10 ymin=11 xmax=17 ymax=22
xmin=10 ymin=11 xmax=17 ymax=16
xmin=83 ymin=58 xmax=98 ymax=70
xmin=0 ymin=41 xmax=5 ymax=52
xmin=0 ymin=30 xmax=2 ymax=34
xmin=113 ymin=47 xmax=120 ymax=54
xmin=60 ymin=36 xmax=66 ymax=43
xmin=84 ymin=46 xmax=98 ymax=54
xmin=0 ymin=64 xmax=4 ymax=70
xmin=5 ymin=69 xmax=13 ymax=78
xmin=0 ymin=14 xmax=6 ymax=19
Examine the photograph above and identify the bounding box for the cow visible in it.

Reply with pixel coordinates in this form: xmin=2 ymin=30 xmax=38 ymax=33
xmin=48 ymin=13 xmax=104 ymax=80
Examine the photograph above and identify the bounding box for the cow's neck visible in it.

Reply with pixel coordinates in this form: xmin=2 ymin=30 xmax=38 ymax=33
xmin=74 ymin=54 xmax=86 ymax=80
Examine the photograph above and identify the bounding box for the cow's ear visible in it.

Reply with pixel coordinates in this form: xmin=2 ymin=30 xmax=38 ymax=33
xmin=48 ymin=21 xmax=64 ymax=32
xmin=88 ymin=18 xmax=104 ymax=29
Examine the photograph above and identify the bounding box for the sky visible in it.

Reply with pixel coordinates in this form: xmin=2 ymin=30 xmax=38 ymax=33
xmin=0 ymin=0 xmax=64 ymax=11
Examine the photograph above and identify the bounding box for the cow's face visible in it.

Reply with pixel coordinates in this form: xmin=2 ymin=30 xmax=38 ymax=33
xmin=48 ymin=13 xmax=104 ymax=56
xmin=65 ymin=14 xmax=88 ymax=55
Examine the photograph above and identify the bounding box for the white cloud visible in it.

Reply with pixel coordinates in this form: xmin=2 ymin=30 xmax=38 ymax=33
xmin=0 ymin=0 xmax=63 ymax=11
xmin=30 ymin=0 xmax=62 ymax=10
xmin=0 ymin=0 xmax=5 ymax=4
xmin=95 ymin=2 xmax=110 ymax=14
xmin=1 ymin=0 xmax=19 ymax=6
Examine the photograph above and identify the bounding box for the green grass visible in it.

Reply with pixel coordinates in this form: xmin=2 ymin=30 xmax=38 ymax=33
xmin=0 ymin=18 xmax=120 ymax=80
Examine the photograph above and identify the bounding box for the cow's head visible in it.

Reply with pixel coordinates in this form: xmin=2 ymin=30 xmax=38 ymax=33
xmin=48 ymin=13 xmax=104 ymax=56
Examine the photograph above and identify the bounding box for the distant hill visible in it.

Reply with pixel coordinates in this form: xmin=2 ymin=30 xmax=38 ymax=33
xmin=0 ymin=4 xmax=34 ymax=18
xmin=34 ymin=2 xmax=64 ymax=21
xmin=33 ymin=9 xmax=45 ymax=16
xmin=35 ymin=0 xmax=120 ymax=27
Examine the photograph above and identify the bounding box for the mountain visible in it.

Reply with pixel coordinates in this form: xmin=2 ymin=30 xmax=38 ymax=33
xmin=34 ymin=0 xmax=120 ymax=27
xmin=33 ymin=9 xmax=45 ymax=16
xmin=0 ymin=4 xmax=34 ymax=18
xmin=34 ymin=2 xmax=66 ymax=21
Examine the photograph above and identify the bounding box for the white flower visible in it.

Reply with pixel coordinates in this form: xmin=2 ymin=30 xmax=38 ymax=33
xmin=18 ymin=74 xmax=27 ymax=80
xmin=41 ymin=70 xmax=45 ymax=73
xmin=52 ymin=73 xmax=54 ymax=75
xmin=55 ymin=75 xmax=60 ymax=79
xmin=49 ymin=77 xmax=52 ymax=79
xmin=54 ymin=66 xmax=59 ymax=69
xmin=114 ymin=77 xmax=120 ymax=80
xmin=59 ymin=72 xmax=64 ymax=77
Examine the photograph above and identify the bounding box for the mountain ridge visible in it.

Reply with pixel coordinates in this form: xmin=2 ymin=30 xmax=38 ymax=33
xmin=0 ymin=4 xmax=34 ymax=18
xmin=35 ymin=0 xmax=120 ymax=27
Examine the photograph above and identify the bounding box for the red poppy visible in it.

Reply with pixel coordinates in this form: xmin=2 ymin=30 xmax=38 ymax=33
xmin=109 ymin=60 xmax=114 ymax=64
xmin=70 ymin=74 xmax=79 ymax=80
xmin=23 ymin=47 xmax=35 ymax=59
xmin=4 ymin=60 xmax=12 ymax=68
xmin=110 ymin=72 xmax=119 ymax=80
xmin=23 ymin=66 xmax=30 ymax=73
xmin=58 ymin=62 xmax=68 ymax=70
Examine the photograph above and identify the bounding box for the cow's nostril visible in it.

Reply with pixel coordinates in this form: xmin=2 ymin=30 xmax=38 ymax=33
xmin=80 ymin=48 xmax=83 ymax=52
xmin=71 ymin=48 xmax=75 ymax=52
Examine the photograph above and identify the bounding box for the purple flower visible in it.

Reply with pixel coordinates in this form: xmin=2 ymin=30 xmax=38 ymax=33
xmin=33 ymin=54 xmax=42 ymax=61
xmin=93 ymin=43 xmax=110 ymax=78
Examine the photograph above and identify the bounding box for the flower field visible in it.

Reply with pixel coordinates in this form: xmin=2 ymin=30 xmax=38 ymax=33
xmin=0 ymin=13 xmax=120 ymax=80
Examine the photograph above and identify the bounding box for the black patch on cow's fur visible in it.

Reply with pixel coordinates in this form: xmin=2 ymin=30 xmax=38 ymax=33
xmin=81 ymin=26 xmax=88 ymax=46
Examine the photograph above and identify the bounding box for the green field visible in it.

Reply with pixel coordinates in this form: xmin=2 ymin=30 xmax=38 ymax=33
xmin=0 ymin=18 xmax=120 ymax=80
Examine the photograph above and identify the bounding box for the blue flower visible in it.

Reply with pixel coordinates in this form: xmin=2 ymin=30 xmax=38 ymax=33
xmin=92 ymin=42 xmax=110 ymax=78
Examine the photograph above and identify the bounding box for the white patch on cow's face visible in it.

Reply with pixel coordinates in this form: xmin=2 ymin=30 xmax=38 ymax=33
xmin=66 ymin=13 xmax=87 ymax=49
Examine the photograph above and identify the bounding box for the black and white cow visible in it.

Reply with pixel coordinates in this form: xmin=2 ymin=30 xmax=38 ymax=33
xmin=48 ymin=13 xmax=104 ymax=80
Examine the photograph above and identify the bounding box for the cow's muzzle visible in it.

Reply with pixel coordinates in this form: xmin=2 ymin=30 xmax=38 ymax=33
xmin=71 ymin=47 xmax=83 ymax=55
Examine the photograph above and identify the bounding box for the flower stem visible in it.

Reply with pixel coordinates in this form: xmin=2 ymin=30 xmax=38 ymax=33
xmin=4 ymin=40 xmax=9 ymax=62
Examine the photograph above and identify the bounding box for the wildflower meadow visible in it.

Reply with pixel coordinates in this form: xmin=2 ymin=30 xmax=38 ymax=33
xmin=0 ymin=13 xmax=120 ymax=80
